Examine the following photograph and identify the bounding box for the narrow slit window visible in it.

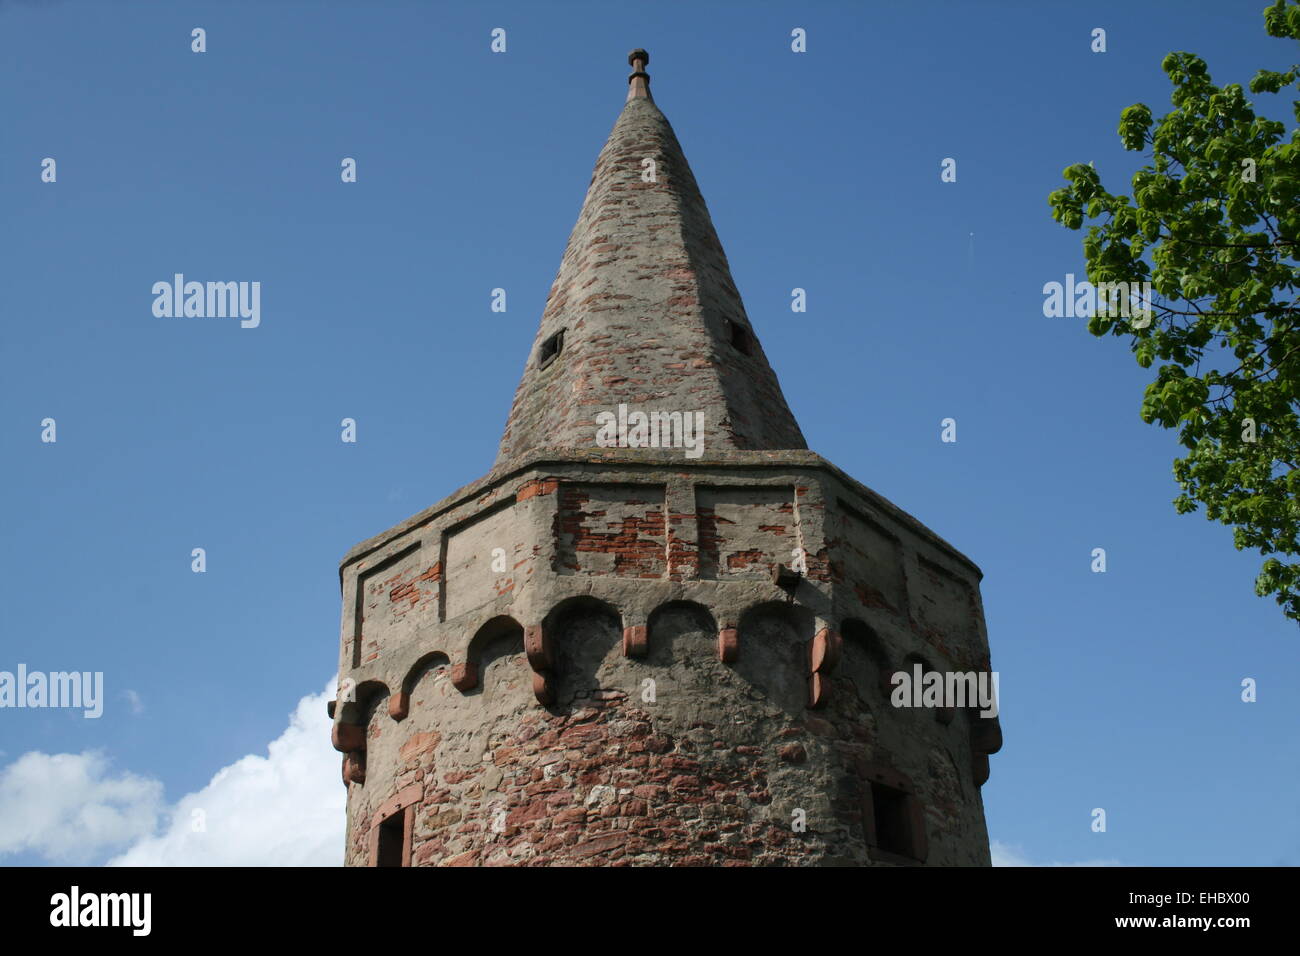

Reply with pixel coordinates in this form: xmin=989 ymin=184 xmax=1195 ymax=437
xmin=538 ymin=329 xmax=565 ymax=368
xmin=375 ymin=808 xmax=408 ymax=867
xmin=867 ymin=781 xmax=919 ymax=860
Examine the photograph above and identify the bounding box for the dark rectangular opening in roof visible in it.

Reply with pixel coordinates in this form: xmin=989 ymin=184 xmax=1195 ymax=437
xmin=538 ymin=329 xmax=565 ymax=368
xmin=727 ymin=320 xmax=751 ymax=355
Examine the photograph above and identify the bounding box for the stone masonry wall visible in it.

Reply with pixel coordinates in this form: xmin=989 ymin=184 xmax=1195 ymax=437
xmin=333 ymin=451 xmax=999 ymax=866
xmin=342 ymin=599 xmax=990 ymax=866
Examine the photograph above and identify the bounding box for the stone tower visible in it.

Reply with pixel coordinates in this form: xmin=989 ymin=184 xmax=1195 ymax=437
xmin=330 ymin=50 xmax=1001 ymax=867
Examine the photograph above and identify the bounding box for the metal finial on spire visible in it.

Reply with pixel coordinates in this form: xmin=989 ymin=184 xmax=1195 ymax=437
xmin=627 ymin=48 xmax=651 ymax=101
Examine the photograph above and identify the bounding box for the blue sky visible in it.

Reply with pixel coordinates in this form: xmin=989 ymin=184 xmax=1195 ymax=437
xmin=1 ymin=0 xmax=1295 ymax=866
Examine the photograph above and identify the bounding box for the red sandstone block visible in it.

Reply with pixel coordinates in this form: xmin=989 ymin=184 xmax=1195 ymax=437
xmin=717 ymin=627 xmax=739 ymax=663
xmin=450 ymin=661 xmax=478 ymax=691
xmin=507 ymin=801 xmax=550 ymax=826
xmin=532 ymin=672 xmax=555 ymax=706
xmin=661 ymin=756 xmax=700 ymax=772
xmin=414 ymin=843 xmax=438 ymax=864
xmin=331 ymin=722 xmax=365 ymax=753
xmin=398 ymin=731 xmax=440 ymax=763
xmin=388 ymin=691 xmax=410 ymax=721
xmin=524 ymin=625 xmax=552 ymax=671
xmin=808 ymin=672 xmax=831 ymax=709
xmin=560 ymin=723 xmax=602 ymax=743
xmin=492 ymin=745 xmax=520 ymax=765
xmin=622 ymin=624 xmax=648 ymax=658
xmin=342 ymin=752 xmax=365 ymax=785
xmin=810 ymin=628 xmax=842 ymax=674
xmin=573 ymin=832 xmax=628 ymax=859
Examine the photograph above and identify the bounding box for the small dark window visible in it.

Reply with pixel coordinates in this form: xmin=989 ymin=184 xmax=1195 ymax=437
xmin=375 ymin=809 xmax=407 ymax=867
xmin=868 ymin=781 xmax=917 ymax=859
xmin=538 ymin=329 xmax=565 ymax=368
xmin=727 ymin=320 xmax=751 ymax=355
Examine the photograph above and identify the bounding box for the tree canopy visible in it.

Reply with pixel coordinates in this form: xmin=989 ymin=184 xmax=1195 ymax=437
xmin=1049 ymin=0 xmax=1300 ymax=623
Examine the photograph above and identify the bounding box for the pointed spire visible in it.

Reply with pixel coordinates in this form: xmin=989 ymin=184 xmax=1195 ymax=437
xmin=627 ymin=48 xmax=651 ymax=101
xmin=495 ymin=51 xmax=807 ymax=466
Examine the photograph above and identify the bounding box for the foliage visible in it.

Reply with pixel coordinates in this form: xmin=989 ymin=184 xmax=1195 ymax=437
xmin=1049 ymin=1 xmax=1300 ymax=622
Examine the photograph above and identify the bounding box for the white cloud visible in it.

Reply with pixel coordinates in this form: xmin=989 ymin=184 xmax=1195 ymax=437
xmin=122 ymin=689 xmax=144 ymax=715
xmin=991 ymin=839 xmax=1121 ymax=867
xmin=0 ymin=751 xmax=163 ymax=863
xmin=110 ymin=681 xmax=344 ymax=866
xmin=0 ymin=681 xmax=344 ymax=866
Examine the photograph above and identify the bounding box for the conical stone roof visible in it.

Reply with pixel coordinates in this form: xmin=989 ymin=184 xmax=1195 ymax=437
xmin=495 ymin=50 xmax=807 ymax=466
